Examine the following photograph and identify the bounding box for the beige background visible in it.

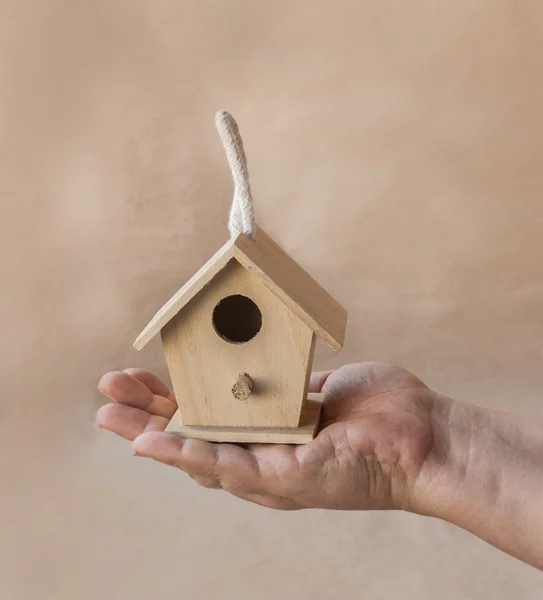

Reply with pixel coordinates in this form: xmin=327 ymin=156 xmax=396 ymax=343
xmin=1 ymin=1 xmax=543 ymax=597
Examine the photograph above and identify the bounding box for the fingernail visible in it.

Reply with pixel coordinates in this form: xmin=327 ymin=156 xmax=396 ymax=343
xmin=97 ymin=386 xmax=115 ymax=401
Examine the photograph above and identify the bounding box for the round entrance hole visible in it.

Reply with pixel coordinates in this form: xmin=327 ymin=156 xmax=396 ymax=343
xmin=212 ymin=294 xmax=262 ymax=344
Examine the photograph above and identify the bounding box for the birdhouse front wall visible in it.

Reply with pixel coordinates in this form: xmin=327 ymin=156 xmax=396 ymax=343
xmin=161 ymin=259 xmax=316 ymax=428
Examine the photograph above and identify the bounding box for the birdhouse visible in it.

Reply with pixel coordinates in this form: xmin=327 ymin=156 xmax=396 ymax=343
xmin=133 ymin=112 xmax=347 ymax=444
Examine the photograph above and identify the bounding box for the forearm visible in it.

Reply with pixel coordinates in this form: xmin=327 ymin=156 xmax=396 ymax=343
xmin=414 ymin=395 xmax=543 ymax=569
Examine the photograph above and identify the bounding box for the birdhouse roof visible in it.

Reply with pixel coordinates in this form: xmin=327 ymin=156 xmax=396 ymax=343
xmin=134 ymin=227 xmax=347 ymax=352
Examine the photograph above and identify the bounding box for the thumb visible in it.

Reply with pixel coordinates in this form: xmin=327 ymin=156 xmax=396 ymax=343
xmin=309 ymin=370 xmax=334 ymax=393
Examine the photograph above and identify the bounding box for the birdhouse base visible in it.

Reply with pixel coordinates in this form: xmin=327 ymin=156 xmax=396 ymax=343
xmin=165 ymin=393 xmax=324 ymax=444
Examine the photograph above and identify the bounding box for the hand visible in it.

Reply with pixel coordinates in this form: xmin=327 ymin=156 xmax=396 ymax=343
xmin=96 ymin=362 xmax=443 ymax=512
xmin=96 ymin=362 xmax=543 ymax=569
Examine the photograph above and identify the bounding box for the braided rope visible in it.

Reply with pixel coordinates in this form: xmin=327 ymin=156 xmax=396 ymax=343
xmin=215 ymin=110 xmax=255 ymax=238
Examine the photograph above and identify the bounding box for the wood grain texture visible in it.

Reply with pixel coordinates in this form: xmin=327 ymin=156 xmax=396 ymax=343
xmin=164 ymin=394 xmax=323 ymax=444
xmin=161 ymin=260 xmax=316 ymax=428
xmin=133 ymin=237 xmax=236 ymax=350
xmin=233 ymin=227 xmax=347 ymax=350
xmin=134 ymin=228 xmax=347 ymax=351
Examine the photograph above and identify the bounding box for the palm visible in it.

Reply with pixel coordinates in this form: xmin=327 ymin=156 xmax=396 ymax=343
xmin=96 ymin=362 xmax=437 ymax=511
xmin=303 ymin=364 xmax=436 ymax=510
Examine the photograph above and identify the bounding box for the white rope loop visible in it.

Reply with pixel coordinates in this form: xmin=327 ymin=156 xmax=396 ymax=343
xmin=215 ymin=110 xmax=255 ymax=238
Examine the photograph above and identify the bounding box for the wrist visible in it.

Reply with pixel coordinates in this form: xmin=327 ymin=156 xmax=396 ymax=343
xmin=406 ymin=394 xmax=496 ymax=520
xmin=407 ymin=393 xmax=543 ymax=569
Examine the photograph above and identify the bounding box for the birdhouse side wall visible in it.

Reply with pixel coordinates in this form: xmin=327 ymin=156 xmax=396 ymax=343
xmin=161 ymin=259 xmax=316 ymax=428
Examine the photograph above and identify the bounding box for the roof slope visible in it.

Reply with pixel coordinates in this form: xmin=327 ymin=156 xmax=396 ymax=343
xmin=134 ymin=227 xmax=347 ymax=351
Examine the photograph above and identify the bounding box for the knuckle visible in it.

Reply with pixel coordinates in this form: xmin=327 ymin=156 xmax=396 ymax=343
xmin=191 ymin=474 xmax=222 ymax=489
xmin=201 ymin=444 xmax=221 ymax=479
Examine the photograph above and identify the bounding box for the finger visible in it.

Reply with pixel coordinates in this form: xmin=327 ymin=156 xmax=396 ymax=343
xmin=245 ymin=443 xmax=308 ymax=496
xmin=190 ymin=474 xmax=222 ymax=489
xmin=187 ymin=474 xmax=300 ymax=509
xmin=98 ymin=371 xmax=176 ymax=418
xmin=309 ymin=370 xmax=334 ymax=393
xmin=227 ymin=490 xmax=301 ymax=510
xmin=96 ymin=403 xmax=169 ymax=441
xmin=132 ymin=433 xmax=253 ymax=484
xmin=133 ymin=432 xmax=305 ymax=499
xmin=122 ymin=369 xmax=176 ymax=402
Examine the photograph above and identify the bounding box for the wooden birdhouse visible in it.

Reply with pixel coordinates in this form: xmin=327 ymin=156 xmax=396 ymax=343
xmin=133 ymin=112 xmax=347 ymax=444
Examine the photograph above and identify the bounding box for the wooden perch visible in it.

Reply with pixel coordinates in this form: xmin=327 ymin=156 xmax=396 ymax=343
xmin=231 ymin=373 xmax=254 ymax=401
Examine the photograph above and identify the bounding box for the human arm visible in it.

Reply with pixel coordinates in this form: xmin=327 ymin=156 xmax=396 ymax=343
xmin=413 ymin=395 xmax=543 ymax=570
xmin=95 ymin=362 xmax=543 ymax=569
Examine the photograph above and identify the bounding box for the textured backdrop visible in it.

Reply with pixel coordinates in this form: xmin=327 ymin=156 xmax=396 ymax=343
xmin=1 ymin=1 xmax=543 ymax=597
